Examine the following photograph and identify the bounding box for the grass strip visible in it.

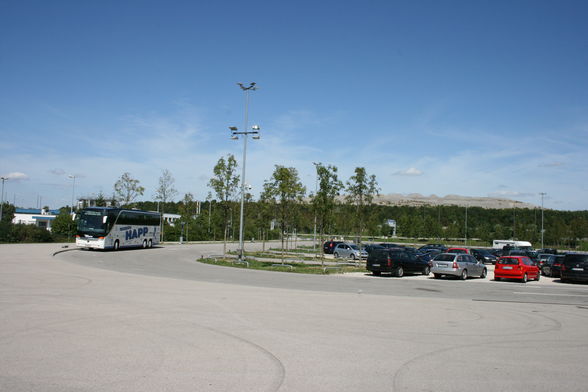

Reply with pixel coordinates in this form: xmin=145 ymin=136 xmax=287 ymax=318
xmin=198 ymin=257 xmax=365 ymax=275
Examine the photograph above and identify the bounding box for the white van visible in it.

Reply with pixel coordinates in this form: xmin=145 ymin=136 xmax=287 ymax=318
xmin=492 ymin=240 xmax=533 ymax=249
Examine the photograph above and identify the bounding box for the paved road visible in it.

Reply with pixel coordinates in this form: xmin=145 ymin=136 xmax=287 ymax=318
xmin=2 ymin=243 xmax=588 ymax=391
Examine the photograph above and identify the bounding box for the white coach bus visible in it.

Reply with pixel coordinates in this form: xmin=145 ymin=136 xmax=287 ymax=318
xmin=76 ymin=207 xmax=161 ymax=250
xmin=492 ymin=240 xmax=533 ymax=250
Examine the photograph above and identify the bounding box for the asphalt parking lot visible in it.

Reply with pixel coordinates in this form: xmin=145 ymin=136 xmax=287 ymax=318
xmin=2 ymin=243 xmax=588 ymax=392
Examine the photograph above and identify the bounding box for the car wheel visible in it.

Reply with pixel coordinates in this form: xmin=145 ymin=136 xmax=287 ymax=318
xmin=480 ymin=268 xmax=487 ymax=279
xmin=422 ymin=266 xmax=430 ymax=276
xmin=373 ymin=271 xmax=381 ymax=276
xmin=113 ymin=240 xmax=120 ymax=251
xmin=460 ymin=269 xmax=468 ymax=280
xmin=351 ymin=254 xmax=356 ymax=260
xmin=396 ymin=267 xmax=404 ymax=277
xmin=521 ymin=273 xmax=528 ymax=283
xmin=536 ymin=273 xmax=540 ymax=281
xmin=495 ymin=277 xmax=501 ymax=281
xmin=434 ymin=273 xmax=441 ymax=279
xmin=148 ymin=239 xmax=153 ymax=248
xmin=142 ymin=240 xmax=147 ymax=249
xmin=334 ymin=252 xmax=339 ymax=259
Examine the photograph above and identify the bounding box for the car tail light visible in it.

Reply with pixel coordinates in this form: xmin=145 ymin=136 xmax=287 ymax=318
xmin=561 ymin=264 xmax=566 ymax=271
xmin=75 ymin=235 xmax=80 ymax=238
xmin=387 ymin=256 xmax=391 ymax=267
xmin=452 ymin=261 xmax=458 ymax=269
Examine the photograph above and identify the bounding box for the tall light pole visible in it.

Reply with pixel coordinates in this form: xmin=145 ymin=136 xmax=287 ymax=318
xmin=540 ymin=192 xmax=546 ymax=249
xmin=231 ymin=82 xmax=260 ymax=262
xmin=68 ymin=175 xmax=77 ymax=214
xmin=0 ymin=177 xmax=7 ymax=221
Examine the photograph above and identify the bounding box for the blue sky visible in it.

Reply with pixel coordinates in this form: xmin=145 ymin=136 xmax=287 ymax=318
xmin=1 ymin=0 xmax=587 ymax=210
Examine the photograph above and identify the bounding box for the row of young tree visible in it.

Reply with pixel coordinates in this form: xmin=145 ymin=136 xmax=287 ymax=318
xmin=115 ymin=155 xmax=588 ymax=250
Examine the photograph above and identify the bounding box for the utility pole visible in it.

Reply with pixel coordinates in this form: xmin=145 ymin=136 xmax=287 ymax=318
xmin=540 ymin=192 xmax=546 ymax=249
xmin=231 ymin=82 xmax=261 ymax=263
xmin=0 ymin=177 xmax=7 ymax=221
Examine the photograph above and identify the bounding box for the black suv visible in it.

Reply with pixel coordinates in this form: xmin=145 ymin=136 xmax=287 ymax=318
xmin=367 ymin=248 xmax=431 ymax=277
xmin=560 ymin=253 xmax=588 ymax=283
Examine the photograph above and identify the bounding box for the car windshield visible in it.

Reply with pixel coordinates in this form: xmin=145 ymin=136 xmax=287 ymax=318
xmin=499 ymin=258 xmax=519 ymax=265
xmin=350 ymin=245 xmax=359 ymax=250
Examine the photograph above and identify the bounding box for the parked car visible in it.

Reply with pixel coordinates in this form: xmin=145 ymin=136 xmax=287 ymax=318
xmin=537 ymin=248 xmax=558 ymax=255
xmin=333 ymin=243 xmax=368 ymax=260
xmin=504 ymin=249 xmax=539 ymax=265
xmin=323 ymin=241 xmax=343 ymax=254
xmin=494 ymin=256 xmax=540 ymax=283
xmin=446 ymin=247 xmax=469 ymax=254
xmin=367 ymin=248 xmax=431 ymax=277
xmin=431 ymin=253 xmax=487 ymax=280
xmin=470 ymin=248 xmax=498 ymax=264
xmin=378 ymin=242 xmax=405 ymax=249
xmin=541 ymin=254 xmax=565 ymax=277
xmin=364 ymin=243 xmax=384 ymax=255
xmin=537 ymin=253 xmax=553 ymax=269
xmin=419 ymin=244 xmax=447 ymax=252
xmin=560 ymin=253 xmax=588 ymax=283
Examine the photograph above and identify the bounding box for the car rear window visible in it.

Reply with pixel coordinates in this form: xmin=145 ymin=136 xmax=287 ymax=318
xmin=498 ymin=258 xmax=519 ymax=265
xmin=434 ymin=254 xmax=456 ymax=262
xmin=564 ymin=254 xmax=588 ymax=264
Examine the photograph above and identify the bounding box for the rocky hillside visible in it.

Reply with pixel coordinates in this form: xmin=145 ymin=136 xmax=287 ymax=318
xmin=371 ymin=193 xmax=537 ymax=209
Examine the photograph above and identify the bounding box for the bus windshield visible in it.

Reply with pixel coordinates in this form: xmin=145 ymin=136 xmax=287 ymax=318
xmin=77 ymin=209 xmax=108 ymax=236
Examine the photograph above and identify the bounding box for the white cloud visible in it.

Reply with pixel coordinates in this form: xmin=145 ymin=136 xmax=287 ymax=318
xmin=3 ymin=172 xmax=29 ymax=181
xmin=393 ymin=167 xmax=423 ymax=176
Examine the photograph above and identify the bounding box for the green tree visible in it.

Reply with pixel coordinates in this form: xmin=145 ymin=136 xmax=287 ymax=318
xmin=311 ymin=163 xmax=343 ymax=261
xmin=345 ymin=167 xmax=379 ymax=244
xmin=1 ymin=202 xmax=15 ymax=223
xmin=261 ymin=165 xmax=306 ymax=258
xmin=208 ymin=155 xmax=240 ymax=254
xmin=51 ymin=210 xmax=76 ymax=241
xmin=114 ymin=172 xmax=145 ymax=206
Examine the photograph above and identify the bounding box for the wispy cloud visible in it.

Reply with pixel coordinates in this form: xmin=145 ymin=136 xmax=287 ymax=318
xmin=393 ymin=167 xmax=423 ymax=176
xmin=3 ymin=172 xmax=29 ymax=181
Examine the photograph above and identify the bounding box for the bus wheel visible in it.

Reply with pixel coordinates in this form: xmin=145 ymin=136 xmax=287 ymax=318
xmin=142 ymin=240 xmax=147 ymax=249
xmin=148 ymin=239 xmax=153 ymax=248
xmin=113 ymin=240 xmax=120 ymax=251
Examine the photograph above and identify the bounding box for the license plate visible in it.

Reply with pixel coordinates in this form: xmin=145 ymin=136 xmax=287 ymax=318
xmin=503 ymin=266 xmax=513 ymax=270
xmin=572 ymin=268 xmax=584 ymax=271
xmin=372 ymin=264 xmax=380 ymax=267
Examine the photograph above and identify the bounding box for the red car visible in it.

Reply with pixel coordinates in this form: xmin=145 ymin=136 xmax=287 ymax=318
xmin=494 ymin=256 xmax=540 ymax=283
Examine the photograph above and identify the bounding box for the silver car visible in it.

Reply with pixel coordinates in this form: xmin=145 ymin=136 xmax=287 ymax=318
xmin=431 ymin=253 xmax=487 ymax=280
xmin=333 ymin=243 xmax=368 ymax=260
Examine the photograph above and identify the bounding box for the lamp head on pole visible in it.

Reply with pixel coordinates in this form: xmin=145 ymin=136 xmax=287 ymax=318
xmin=237 ymin=82 xmax=257 ymax=91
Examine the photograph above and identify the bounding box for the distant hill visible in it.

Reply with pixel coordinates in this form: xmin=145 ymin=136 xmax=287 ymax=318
xmin=371 ymin=193 xmax=537 ymax=209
